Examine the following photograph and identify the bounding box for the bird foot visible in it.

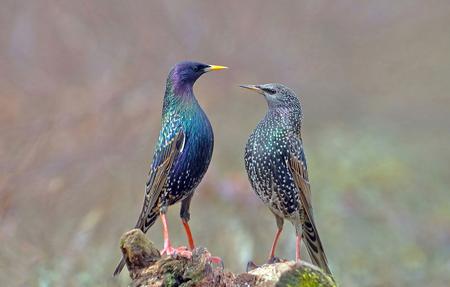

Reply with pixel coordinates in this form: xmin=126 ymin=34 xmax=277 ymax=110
xmin=161 ymin=245 xmax=223 ymax=268
xmin=267 ymin=256 xmax=283 ymax=264
xmin=208 ymin=256 xmax=224 ymax=268
xmin=161 ymin=245 xmax=193 ymax=259
xmin=160 ymin=245 xmax=177 ymax=256
xmin=204 ymin=251 xmax=224 ymax=268
xmin=246 ymin=260 xmax=259 ymax=272
xmin=246 ymin=257 xmax=285 ymax=272
xmin=174 ymin=246 xmax=193 ymax=259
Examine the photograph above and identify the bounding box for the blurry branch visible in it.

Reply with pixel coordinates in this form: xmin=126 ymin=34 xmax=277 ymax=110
xmin=118 ymin=229 xmax=335 ymax=287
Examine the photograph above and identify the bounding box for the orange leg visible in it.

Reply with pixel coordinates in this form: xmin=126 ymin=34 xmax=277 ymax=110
xmin=269 ymin=228 xmax=283 ymax=259
xmin=181 ymin=219 xmax=222 ymax=266
xmin=296 ymin=234 xmax=302 ymax=261
xmin=182 ymin=219 xmax=195 ymax=250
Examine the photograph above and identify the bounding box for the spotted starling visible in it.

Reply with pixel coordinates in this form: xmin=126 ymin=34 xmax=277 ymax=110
xmin=240 ymin=83 xmax=332 ymax=276
xmin=113 ymin=61 xmax=227 ymax=276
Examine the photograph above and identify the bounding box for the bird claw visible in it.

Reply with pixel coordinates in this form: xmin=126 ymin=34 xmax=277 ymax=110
xmin=161 ymin=245 xmax=223 ymax=268
xmin=161 ymin=245 xmax=193 ymax=259
xmin=246 ymin=257 xmax=284 ymax=272
xmin=267 ymin=256 xmax=282 ymax=264
xmin=209 ymin=255 xmax=224 ymax=269
xmin=174 ymin=246 xmax=193 ymax=259
xmin=204 ymin=251 xmax=224 ymax=269
xmin=246 ymin=260 xmax=258 ymax=272
xmin=160 ymin=245 xmax=177 ymax=256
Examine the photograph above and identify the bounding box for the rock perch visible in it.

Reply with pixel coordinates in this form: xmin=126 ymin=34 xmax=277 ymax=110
xmin=118 ymin=229 xmax=336 ymax=287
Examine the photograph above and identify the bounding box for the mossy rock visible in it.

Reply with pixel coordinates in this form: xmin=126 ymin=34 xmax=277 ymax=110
xmin=119 ymin=229 xmax=337 ymax=286
xmin=276 ymin=262 xmax=336 ymax=287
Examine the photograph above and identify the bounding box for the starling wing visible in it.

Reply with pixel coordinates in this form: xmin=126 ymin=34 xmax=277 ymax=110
xmin=135 ymin=129 xmax=186 ymax=231
xmin=113 ymin=129 xmax=185 ymax=276
xmin=287 ymin=148 xmax=332 ymax=276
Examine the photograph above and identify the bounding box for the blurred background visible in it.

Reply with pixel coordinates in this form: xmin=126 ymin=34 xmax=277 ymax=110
xmin=1 ymin=1 xmax=450 ymax=286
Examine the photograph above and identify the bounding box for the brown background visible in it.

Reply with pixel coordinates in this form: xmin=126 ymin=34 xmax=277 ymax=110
xmin=1 ymin=1 xmax=450 ymax=286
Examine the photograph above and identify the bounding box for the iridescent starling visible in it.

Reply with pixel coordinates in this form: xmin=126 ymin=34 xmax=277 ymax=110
xmin=113 ymin=61 xmax=227 ymax=276
xmin=240 ymin=83 xmax=332 ymax=276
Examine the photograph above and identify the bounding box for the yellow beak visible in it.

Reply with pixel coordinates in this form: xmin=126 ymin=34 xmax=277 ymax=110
xmin=204 ymin=65 xmax=228 ymax=72
xmin=239 ymin=85 xmax=263 ymax=93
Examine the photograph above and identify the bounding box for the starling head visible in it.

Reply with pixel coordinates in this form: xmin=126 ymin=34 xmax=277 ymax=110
xmin=169 ymin=61 xmax=227 ymax=90
xmin=239 ymin=83 xmax=301 ymax=111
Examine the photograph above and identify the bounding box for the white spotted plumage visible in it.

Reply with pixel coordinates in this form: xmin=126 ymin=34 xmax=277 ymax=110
xmin=242 ymin=83 xmax=333 ymax=277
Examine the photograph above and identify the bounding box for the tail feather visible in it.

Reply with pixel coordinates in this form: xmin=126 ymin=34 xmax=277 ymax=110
xmin=112 ymin=211 xmax=159 ymax=276
xmin=113 ymin=130 xmax=184 ymax=276
xmin=302 ymin=219 xmax=332 ymax=276
xmin=286 ymin=155 xmax=333 ymax=277
xmin=113 ymin=258 xmax=126 ymax=277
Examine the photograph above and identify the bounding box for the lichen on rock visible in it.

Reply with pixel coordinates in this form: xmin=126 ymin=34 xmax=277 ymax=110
xmin=118 ymin=229 xmax=336 ymax=287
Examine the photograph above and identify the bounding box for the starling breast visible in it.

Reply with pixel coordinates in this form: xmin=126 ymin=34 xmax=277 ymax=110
xmin=244 ymin=108 xmax=306 ymax=219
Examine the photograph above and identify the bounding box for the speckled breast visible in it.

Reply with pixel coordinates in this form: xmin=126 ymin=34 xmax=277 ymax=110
xmin=164 ymin=110 xmax=214 ymax=205
xmin=244 ymin=128 xmax=301 ymax=218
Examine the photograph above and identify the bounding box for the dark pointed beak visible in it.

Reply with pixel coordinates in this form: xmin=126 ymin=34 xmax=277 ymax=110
xmin=239 ymin=85 xmax=263 ymax=94
xmin=203 ymin=65 xmax=228 ymax=72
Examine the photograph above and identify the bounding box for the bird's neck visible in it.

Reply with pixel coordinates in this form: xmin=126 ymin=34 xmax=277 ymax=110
xmin=267 ymin=108 xmax=302 ymax=134
xmin=162 ymin=77 xmax=198 ymax=114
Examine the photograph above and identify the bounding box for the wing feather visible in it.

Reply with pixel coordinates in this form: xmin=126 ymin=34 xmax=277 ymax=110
xmin=287 ymin=148 xmax=333 ymax=277
xmin=135 ymin=129 xmax=185 ymax=230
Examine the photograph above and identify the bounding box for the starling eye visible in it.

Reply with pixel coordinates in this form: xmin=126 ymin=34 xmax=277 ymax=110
xmin=192 ymin=66 xmax=199 ymax=72
xmin=263 ymin=88 xmax=276 ymax=95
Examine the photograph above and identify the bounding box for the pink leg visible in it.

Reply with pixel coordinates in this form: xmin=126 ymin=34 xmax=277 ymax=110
xmin=160 ymin=213 xmax=193 ymax=258
xmin=269 ymin=228 xmax=283 ymax=259
xmin=160 ymin=212 xmax=176 ymax=256
xmin=296 ymin=233 xmax=302 ymax=261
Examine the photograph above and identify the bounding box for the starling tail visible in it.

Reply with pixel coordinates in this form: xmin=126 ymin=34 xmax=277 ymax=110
xmin=113 ymin=258 xmax=126 ymax=277
xmin=113 ymin=130 xmax=182 ymax=276
xmin=113 ymin=210 xmax=159 ymax=276
xmin=288 ymin=156 xmax=332 ymax=275
xmin=302 ymin=220 xmax=332 ymax=275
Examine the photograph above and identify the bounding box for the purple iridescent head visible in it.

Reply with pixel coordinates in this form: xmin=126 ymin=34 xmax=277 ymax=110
xmin=168 ymin=61 xmax=227 ymax=92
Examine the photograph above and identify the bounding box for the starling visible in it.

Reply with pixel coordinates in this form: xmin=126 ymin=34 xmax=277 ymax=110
xmin=240 ymin=83 xmax=332 ymax=276
xmin=113 ymin=61 xmax=227 ymax=276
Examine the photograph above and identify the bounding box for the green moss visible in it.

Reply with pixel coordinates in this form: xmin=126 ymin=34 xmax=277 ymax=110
xmin=158 ymin=257 xmax=208 ymax=287
xmin=163 ymin=273 xmax=177 ymax=287
xmin=276 ymin=266 xmax=336 ymax=287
